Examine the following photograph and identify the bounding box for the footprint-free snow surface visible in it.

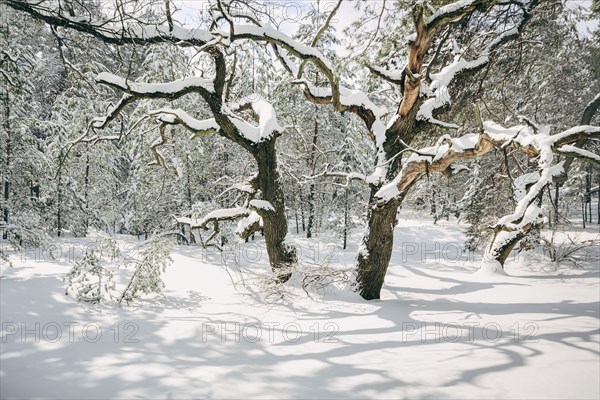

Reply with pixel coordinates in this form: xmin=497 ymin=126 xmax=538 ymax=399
xmin=1 ymin=215 xmax=599 ymax=399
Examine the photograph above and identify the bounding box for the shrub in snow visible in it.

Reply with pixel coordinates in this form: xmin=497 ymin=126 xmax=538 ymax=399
xmin=0 ymin=250 xmax=12 ymax=269
xmin=118 ymin=237 xmax=174 ymax=305
xmin=2 ymin=216 xmax=53 ymax=251
xmin=541 ymin=229 xmax=599 ymax=270
xmin=65 ymin=239 xmax=119 ymax=303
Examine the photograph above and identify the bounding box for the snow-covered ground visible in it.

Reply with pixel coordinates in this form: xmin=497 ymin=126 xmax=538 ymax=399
xmin=1 ymin=214 xmax=599 ymax=399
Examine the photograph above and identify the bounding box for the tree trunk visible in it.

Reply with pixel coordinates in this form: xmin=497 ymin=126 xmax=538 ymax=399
xmin=299 ymin=190 xmax=306 ymax=232
xmin=56 ymin=152 xmax=63 ymax=238
xmin=2 ymin=85 xmax=10 ymax=240
xmin=84 ymin=145 xmax=90 ymax=235
xmin=553 ymin=183 xmax=560 ymax=226
xmin=490 ymin=228 xmax=529 ymax=268
xmin=343 ymin=186 xmax=348 ymax=250
xmin=306 ymin=104 xmax=319 ymax=239
xmin=295 ymin=197 xmax=299 ymax=234
xmin=354 ymin=99 xmax=421 ymax=300
xmin=356 ymin=191 xmax=402 ymax=300
xmin=254 ymin=140 xmax=297 ymax=282
xmin=2 ymin=132 xmax=9 ymax=240
xmin=582 ymin=179 xmax=587 ymax=229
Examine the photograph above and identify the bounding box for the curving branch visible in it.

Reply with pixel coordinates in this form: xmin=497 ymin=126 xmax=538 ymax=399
xmin=96 ymin=72 xmax=214 ymax=100
xmin=302 ymin=165 xmax=368 ymax=187
xmin=5 ymin=0 xmax=216 ymax=47
xmin=149 ymin=108 xmax=220 ymax=137
xmin=90 ymin=94 xmax=136 ymax=129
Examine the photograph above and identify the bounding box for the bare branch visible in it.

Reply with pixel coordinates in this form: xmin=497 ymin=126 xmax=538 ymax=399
xmin=6 ymin=0 xmax=215 ymax=47
xmin=90 ymin=94 xmax=136 ymax=129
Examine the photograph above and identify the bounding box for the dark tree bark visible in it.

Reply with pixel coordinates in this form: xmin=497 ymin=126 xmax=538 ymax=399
xmin=253 ymin=140 xmax=297 ymax=281
xmin=356 ymin=196 xmax=402 ymax=300
xmin=2 ymin=57 xmax=10 ymax=240
xmin=2 ymin=106 xmax=10 ymax=240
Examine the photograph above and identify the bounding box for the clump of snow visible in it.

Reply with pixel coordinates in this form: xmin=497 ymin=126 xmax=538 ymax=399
xmin=150 ymin=108 xmax=219 ymax=133
xmin=249 ymin=199 xmax=275 ymax=212
xmin=513 ymin=172 xmax=540 ymax=202
xmin=235 ymin=211 xmax=262 ymax=236
xmin=475 ymin=257 xmax=508 ymax=276
xmin=225 ymin=97 xmax=284 ymax=143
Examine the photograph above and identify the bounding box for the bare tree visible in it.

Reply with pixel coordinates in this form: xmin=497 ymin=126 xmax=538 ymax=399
xmin=4 ymin=0 xmax=299 ymax=281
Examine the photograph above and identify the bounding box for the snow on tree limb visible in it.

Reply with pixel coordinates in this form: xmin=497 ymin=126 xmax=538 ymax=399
xmin=224 ymin=96 xmax=285 ymax=143
xmin=231 ymin=25 xmax=334 ymax=75
xmin=291 ymin=80 xmax=387 ymax=120
xmin=96 ymin=72 xmax=215 ymax=100
xmin=149 ymin=108 xmax=220 ymax=137
xmin=198 ymin=207 xmax=252 ymax=229
xmin=556 ymin=92 xmax=600 ymax=181
xmin=368 ymin=65 xmax=404 ymax=85
xmin=375 ymin=133 xmax=494 ymax=202
xmin=375 ymin=122 xmax=600 ymax=204
xmin=303 ymin=167 xmax=367 ymax=187
xmin=249 ymin=199 xmax=275 ymax=213
xmin=557 ymin=145 xmax=600 ymax=166
xmin=235 ymin=211 xmax=262 ymax=239
xmin=175 ymin=174 xmax=263 ymax=245
xmin=177 ymin=206 xmax=252 ymax=246
xmin=234 ymin=13 xmax=387 ymax=151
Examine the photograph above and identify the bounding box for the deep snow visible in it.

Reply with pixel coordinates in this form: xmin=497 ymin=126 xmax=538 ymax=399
xmin=1 ymin=214 xmax=599 ymax=399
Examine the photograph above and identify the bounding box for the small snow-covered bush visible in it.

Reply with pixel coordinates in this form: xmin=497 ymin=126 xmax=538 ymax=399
xmin=118 ymin=237 xmax=174 ymax=305
xmin=0 ymin=249 xmax=12 ymax=269
xmin=65 ymin=237 xmax=175 ymax=305
xmin=65 ymin=238 xmax=119 ymax=303
xmin=541 ymin=229 xmax=598 ymax=270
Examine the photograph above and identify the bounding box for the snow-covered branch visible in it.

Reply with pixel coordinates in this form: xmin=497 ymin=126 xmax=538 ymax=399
xmin=368 ymin=65 xmax=404 ymax=85
xmin=224 ymin=96 xmax=285 ymax=143
xmin=96 ymin=72 xmax=214 ymax=100
xmin=149 ymin=108 xmax=220 ymax=137
xmin=302 ymin=166 xmax=367 ymax=187
xmin=375 ymin=133 xmax=494 ymax=202
xmin=375 ymin=122 xmax=600 ymax=204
